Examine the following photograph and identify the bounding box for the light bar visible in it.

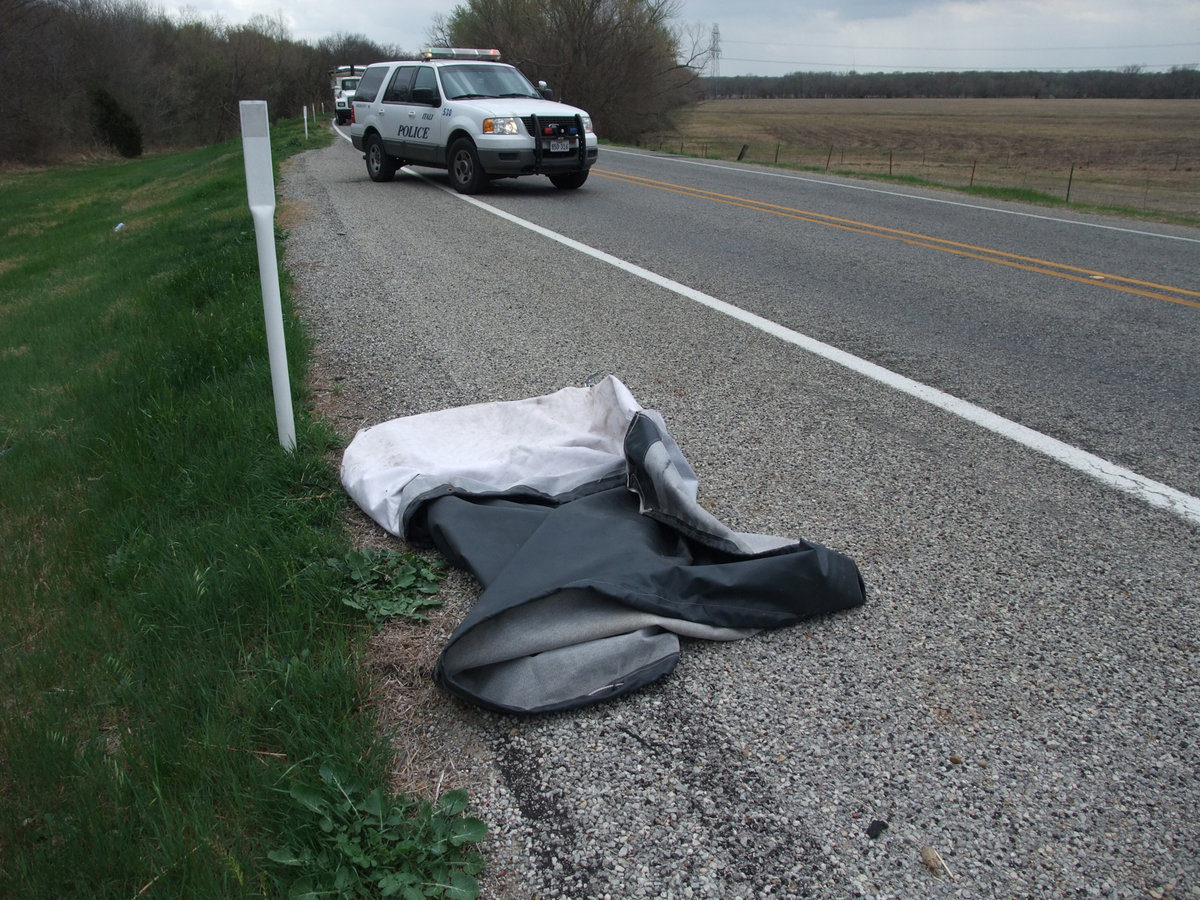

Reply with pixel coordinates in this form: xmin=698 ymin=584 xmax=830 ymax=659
xmin=421 ymin=47 xmax=502 ymax=61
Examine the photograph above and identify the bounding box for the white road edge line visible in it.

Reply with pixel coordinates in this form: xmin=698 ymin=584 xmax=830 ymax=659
xmin=435 ymin=181 xmax=1200 ymax=527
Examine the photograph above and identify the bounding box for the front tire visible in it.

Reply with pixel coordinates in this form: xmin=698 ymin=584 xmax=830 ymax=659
xmin=449 ymin=138 xmax=487 ymax=194
xmin=365 ymin=134 xmax=398 ymax=183
xmin=549 ymin=170 xmax=588 ymax=190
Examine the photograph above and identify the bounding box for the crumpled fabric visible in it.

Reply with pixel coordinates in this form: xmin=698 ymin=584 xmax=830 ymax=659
xmin=342 ymin=377 xmax=866 ymax=713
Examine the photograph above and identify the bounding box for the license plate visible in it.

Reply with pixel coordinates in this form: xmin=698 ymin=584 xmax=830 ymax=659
xmin=548 ymin=140 xmax=571 ymax=153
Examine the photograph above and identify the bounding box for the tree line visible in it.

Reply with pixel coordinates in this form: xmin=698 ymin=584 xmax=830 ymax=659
xmin=0 ymin=0 xmax=710 ymax=164
xmin=710 ymin=67 xmax=1200 ymax=101
xmin=0 ymin=0 xmax=409 ymax=163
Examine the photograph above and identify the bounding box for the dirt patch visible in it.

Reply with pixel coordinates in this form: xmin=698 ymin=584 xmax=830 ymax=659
xmin=276 ymin=196 xmax=313 ymax=234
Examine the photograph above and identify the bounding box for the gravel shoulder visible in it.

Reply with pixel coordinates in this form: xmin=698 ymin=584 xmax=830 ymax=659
xmin=279 ymin=136 xmax=1200 ymax=900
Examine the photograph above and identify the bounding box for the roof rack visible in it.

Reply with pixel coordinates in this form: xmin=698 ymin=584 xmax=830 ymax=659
xmin=421 ymin=47 xmax=502 ymax=61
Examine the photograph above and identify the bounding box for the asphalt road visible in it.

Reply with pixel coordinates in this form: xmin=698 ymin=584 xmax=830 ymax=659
xmin=437 ymin=146 xmax=1200 ymax=501
xmin=282 ymin=130 xmax=1200 ymax=899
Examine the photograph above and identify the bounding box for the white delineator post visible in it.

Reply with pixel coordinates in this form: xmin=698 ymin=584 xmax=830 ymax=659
xmin=239 ymin=100 xmax=296 ymax=452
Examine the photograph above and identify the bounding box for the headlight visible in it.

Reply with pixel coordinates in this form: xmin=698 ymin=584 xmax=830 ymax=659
xmin=483 ymin=117 xmax=522 ymax=135
xmin=581 ymin=116 xmax=593 ymax=134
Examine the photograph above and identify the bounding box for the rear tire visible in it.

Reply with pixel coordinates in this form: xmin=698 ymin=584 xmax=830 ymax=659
xmin=449 ymin=138 xmax=487 ymax=194
xmin=365 ymin=134 xmax=398 ymax=182
xmin=549 ymin=170 xmax=588 ymax=190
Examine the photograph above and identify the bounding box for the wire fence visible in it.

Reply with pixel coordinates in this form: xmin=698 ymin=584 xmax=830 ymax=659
xmin=647 ymin=139 xmax=1200 ymax=218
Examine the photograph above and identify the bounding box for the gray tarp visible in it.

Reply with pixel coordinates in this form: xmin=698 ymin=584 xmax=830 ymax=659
xmin=341 ymin=377 xmax=866 ymax=713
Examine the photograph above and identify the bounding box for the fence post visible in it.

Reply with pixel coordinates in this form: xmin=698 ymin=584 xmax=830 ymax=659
xmin=970 ymin=160 xmax=977 ymax=187
xmin=1066 ymin=163 xmax=1075 ymax=203
xmin=737 ymin=144 xmax=749 ymax=161
xmin=889 ymin=150 xmax=893 ymax=176
xmin=826 ymin=146 xmax=833 ymax=172
xmin=774 ymin=143 xmax=780 ymax=165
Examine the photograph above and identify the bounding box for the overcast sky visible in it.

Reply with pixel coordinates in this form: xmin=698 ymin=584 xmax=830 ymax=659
xmin=165 ymin=0 xmax=1199 ymax=76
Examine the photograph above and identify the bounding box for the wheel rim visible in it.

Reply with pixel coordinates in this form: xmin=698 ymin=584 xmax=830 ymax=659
xmin=368 ymin=144 xmax=381 ymax=174
xmin=453 ymin=150 xmax=473 ymax=186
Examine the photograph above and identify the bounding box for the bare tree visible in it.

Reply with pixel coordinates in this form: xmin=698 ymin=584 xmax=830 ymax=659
xmin=440 ymin=0 xmax=712 ymax=142
xmin=0 ymin=0 xmax=60 ymax=158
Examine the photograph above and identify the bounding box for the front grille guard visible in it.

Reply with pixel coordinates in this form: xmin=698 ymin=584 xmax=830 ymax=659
xmin=528 ymin=114 xmax=587 ymax=174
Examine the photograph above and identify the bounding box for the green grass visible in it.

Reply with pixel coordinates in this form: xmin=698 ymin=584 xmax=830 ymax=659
xmin=0 ymin=120 xmax=484 ymax=898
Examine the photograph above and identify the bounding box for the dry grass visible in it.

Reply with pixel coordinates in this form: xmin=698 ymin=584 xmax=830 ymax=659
xmin=656 ymin=98 xmax=1200 ymax=217
xmin=298 ymin=281 xmax=490 ymax=805
xmin=329 ymin=494 xmax=488 ymax=799
xmin=362 ymin=567 xmax=490 ymax=799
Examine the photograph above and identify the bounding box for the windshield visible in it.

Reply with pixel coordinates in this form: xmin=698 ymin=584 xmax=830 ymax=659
xmin=340 ymin=78 xmax=359 ymax=91
xmin=438 ymin=64 xmax=538 ymax=100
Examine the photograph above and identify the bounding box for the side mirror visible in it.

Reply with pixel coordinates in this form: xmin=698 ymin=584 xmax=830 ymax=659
xmin=538 ymin=80 xmax=554 ymax=100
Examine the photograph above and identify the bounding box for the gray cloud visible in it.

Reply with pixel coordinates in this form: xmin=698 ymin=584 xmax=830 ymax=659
xmin=163 ymin=0 xmax=1199 ymax=77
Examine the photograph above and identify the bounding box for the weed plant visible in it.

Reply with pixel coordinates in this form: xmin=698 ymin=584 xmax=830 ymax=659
xmin=0 ymin=120 xmax=483 ymax=897
xmin=330 ymin=549 xmax=447 ymax=628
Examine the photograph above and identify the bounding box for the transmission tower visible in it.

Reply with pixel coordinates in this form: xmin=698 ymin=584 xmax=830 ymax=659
xmin=710 ymin=23 xmax=721 ymax=98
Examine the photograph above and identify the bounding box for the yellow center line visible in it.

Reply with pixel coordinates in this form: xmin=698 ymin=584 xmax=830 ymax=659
xmin=592 ymin=168 xmax=1200 ymax=311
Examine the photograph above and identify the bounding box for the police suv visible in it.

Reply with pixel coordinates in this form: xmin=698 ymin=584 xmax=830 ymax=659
xmin=349 ymin=48 xmax=598 ymax=193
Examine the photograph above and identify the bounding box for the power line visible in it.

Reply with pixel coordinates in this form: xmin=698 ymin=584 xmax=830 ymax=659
xmin=721 ymin=39 xmax=1200 ymax=52
xmin=717 ymin=56 xmax=1198 ymax=73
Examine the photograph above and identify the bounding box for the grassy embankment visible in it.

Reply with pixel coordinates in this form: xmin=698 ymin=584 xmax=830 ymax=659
xmin=658 ymin=98 xmax=1200 ymax=222
xmin=0 ymin=119 xmax=484 ymax=898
